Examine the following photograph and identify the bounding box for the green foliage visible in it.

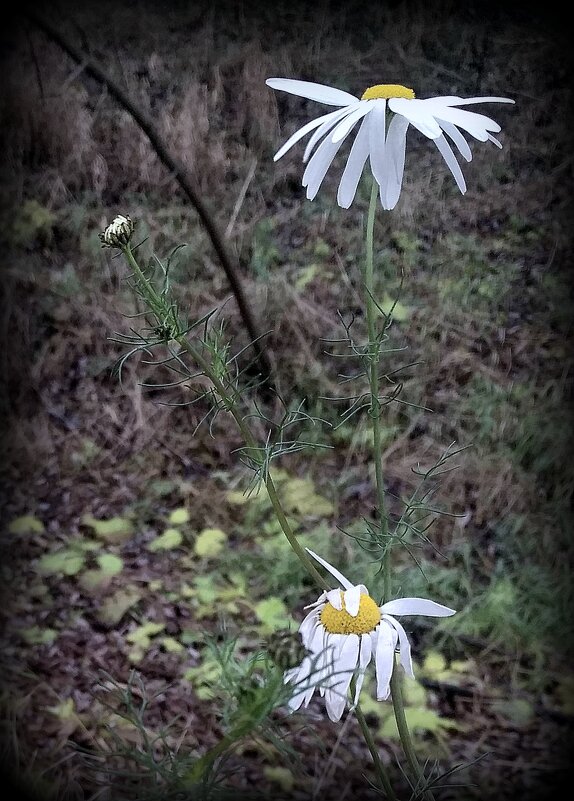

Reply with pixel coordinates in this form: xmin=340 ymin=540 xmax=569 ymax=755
xmin=194 ymin=528 xmax=228 ymax=558
xmin=250 ymin=219 xmax=280 ymax=280
xmin=359 ymin=673 xmax=459 ymax=751
xmin=82 ymin=515 xmax=135 ymax=544
xmin=491 ymin=698 xmax=535 ymax=727
xmin=377 ymin=293 xmax=410 ymax=322
xmin=7 ymin=515 xmax=45 ymax=535
xmin=96 ymin=588 xmax=142 ymax=628
xmin=148 ymin=527 xmax=183 ymax=552
xmin=20 ymin=626 xmax=58 ymax=645
xmin=37 ymin=549 xmax=85 ymax=576
xmin=126 ymin=622 xmax=166 ymax=663
xmin=8 ymin=200 xmax=56 ymax=248
xmin=183 ymin=573 xmax=246 ymax=620
xmin=277 ymin=476 xmax=334 ymax=518
xmin=254 ymin=597 xmax=293 ymax=633
xmin=169 ymin=507 xmax=190 ymax=525
xmin=96 ymin=553 xmax=124 ymax=576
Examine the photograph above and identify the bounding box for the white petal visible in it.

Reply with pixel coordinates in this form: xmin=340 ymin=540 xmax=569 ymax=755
xmin=375 ymin=622 xmax=397 ymax=700
xmin=337 ymin=115 xmax=370 ymax=208
xmin=284 ymin=665 xmax=299 ymax=685
xmin=309 ymin=624 xmax=328 ymax=654
xmin=305 ymin=548 xmax=354 ymax=589
xmin=487 ymin=133 xmax=503 ymax=148
xmin=287 ymin=656 xmax=316 ymax=711
xmin=436 ymin=119 xmax=472 ymax=161
xmin=343 ymin=585 xmax=363 ymax=617
xmin=433 ymin=95 xmax=515 ymax=107
xmin=380 ymin=113 xmax=409 ymax=210
xmin=302 ymin=135 xmax=344 ymax=199
xmin=302 ymin=685 xmax=316 ymax=707
xmin=368 ymin=100 xmax=387 ymax=184
xmin=266 ymin=78 xmax=359 ymax=107
xmin=273 ymin=109 xmax=349 ymax=162
xmin=338 ymin=633 xmax=361 ymax=674
xmin=325 ymin=688 xmax=345 ymax=721
xmin=327 ymin=634 xmax=360 ymax=721
xmin=389 ymin=98 xmax=442 ymax=138
xmin=430 ymin=105 xmax=501 ymax=140
xmin=383 ymin=615 xmax=414 ymax=678
xmin=352 ymin=633 xmax=374 ymax=705
xmin=331 ymin=102 xmax=371 ymax=143
xmin=299 ymin=609 xmax=321 ymax=646
xmin=380 ymin=597 xmax=457 ymax=617
xmin=304 ymin=105 xmax=362 ymax=162
xmin=321 ymin=633 xmax=345 ymax=689
xmin=433 ymin=134 xmax=467 ymax=194
xmin=326 ymin=589 xmax=343 ymax=610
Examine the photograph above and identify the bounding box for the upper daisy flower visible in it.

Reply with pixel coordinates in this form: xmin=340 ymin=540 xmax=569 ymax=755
xmin=284 ymin=549 xmax=455 ymax=722
xmin=266 ymin=77 xmax=514 ymax=210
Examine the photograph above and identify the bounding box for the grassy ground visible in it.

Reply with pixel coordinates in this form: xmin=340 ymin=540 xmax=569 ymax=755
xmin=1 ymin=1 xmax=573 ymax=799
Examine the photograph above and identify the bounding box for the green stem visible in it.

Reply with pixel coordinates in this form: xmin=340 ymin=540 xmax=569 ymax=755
xmin=355 ymin=702 xmax=397 ymax=800
xmin=390 ymin=666 xmax=435 ymax=801
xmin=265 ymin=477 xmax=329 ymax=590
xmin=364 ymin=179 xmax=391 ymax=603
xmin=123 ymin=243 xmax=328 ymax=592
xmin=363 ymin=182 xmax=433 ymax=800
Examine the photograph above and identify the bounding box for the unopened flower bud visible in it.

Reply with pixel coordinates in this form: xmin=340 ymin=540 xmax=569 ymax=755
xmin=99 ymin=215 xmax=134 ymax=248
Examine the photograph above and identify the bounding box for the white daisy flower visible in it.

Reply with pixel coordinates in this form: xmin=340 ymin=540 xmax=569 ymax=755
xmin=284 ymin=548 xmax=455 ymax=722
xmin=266 ymin=78 xmax=514 ymax=209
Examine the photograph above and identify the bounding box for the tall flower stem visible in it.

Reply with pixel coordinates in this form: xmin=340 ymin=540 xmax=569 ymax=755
xmin=122 ymin=243 xmax=329 ymax=592
xmin=355 ymin=702 xmax=397 ymax=800
xmin=362 ymin=180 xmax=434 ymax=801
xmin=364 ymin=178 xmax=391 ymax=604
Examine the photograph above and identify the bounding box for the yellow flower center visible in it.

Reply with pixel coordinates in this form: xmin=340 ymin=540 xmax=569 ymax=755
xmin=321 ymin=592 xmax=381 ymax=635
xmin=361 ymin=84 xmax=415 ymax=100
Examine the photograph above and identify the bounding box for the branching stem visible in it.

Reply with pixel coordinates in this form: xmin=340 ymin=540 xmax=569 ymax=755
xmin=122 ymin=244 xmax=328 ymax=591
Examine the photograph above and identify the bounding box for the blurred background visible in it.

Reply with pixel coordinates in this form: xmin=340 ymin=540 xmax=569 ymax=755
xmin=1 ymin=1 xmax=572 ymax=799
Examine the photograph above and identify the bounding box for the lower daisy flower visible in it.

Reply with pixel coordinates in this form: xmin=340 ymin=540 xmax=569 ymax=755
xmin=284 ymin=549 xmax=455 ymax=722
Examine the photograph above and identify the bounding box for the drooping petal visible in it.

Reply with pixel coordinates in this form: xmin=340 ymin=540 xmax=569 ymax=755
xmin=343 ymin=584 xmax=363 ymax=617
xmin=266 ymin=78 xmax=359 ymax=107
xmin=368 ymin=99 xmax=387 ymax=185
xmin=299 ymin=608 xmax=321 ymax=646
xmin=433 ymin=95 xmax=515 ymax=107
xmin=433 ymin=134 xmax=467 ymax=193
xmin=304 ymin=104 xmax=362 ymax=162
xmin=325 ymin=634 xmax=360 ymax=721
xmin=388 ymin=98 xmax=442 ymax=139
xmin=427 ymin=104 xmax=501 ymax=140
xmin=305 ymin=548 xmax=354 ymax=589
xmin=352 ymin=633 xmax=374 ymax=705
xmin=286 ymin=656 xmax=316 ymax=711
xmin=331 ymin=101 xmax=372 ymax=143
xmin=337 ymin=115 xmax=370 ymax=208
xmin=436 ymin=119 xmax=472 ymax=161
xmin=273 ymin=108 xmax=351 ymax=162
xmin=487 ymin=133 xmax=503 ymax=148
xmin=382 ymin=615 xmax=414 ymax=679
xmin=302 ymin=135 xmax=344 ymax=199
xmin=309 ymin=624 xmax=328 ymax=654
xmin=374 ymin=622 xmax=397 ymax=700
xmin=380 ymin=597 xmax=457 ymax=617
xmin=380 ymin=113 xmax=409 ymax=210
